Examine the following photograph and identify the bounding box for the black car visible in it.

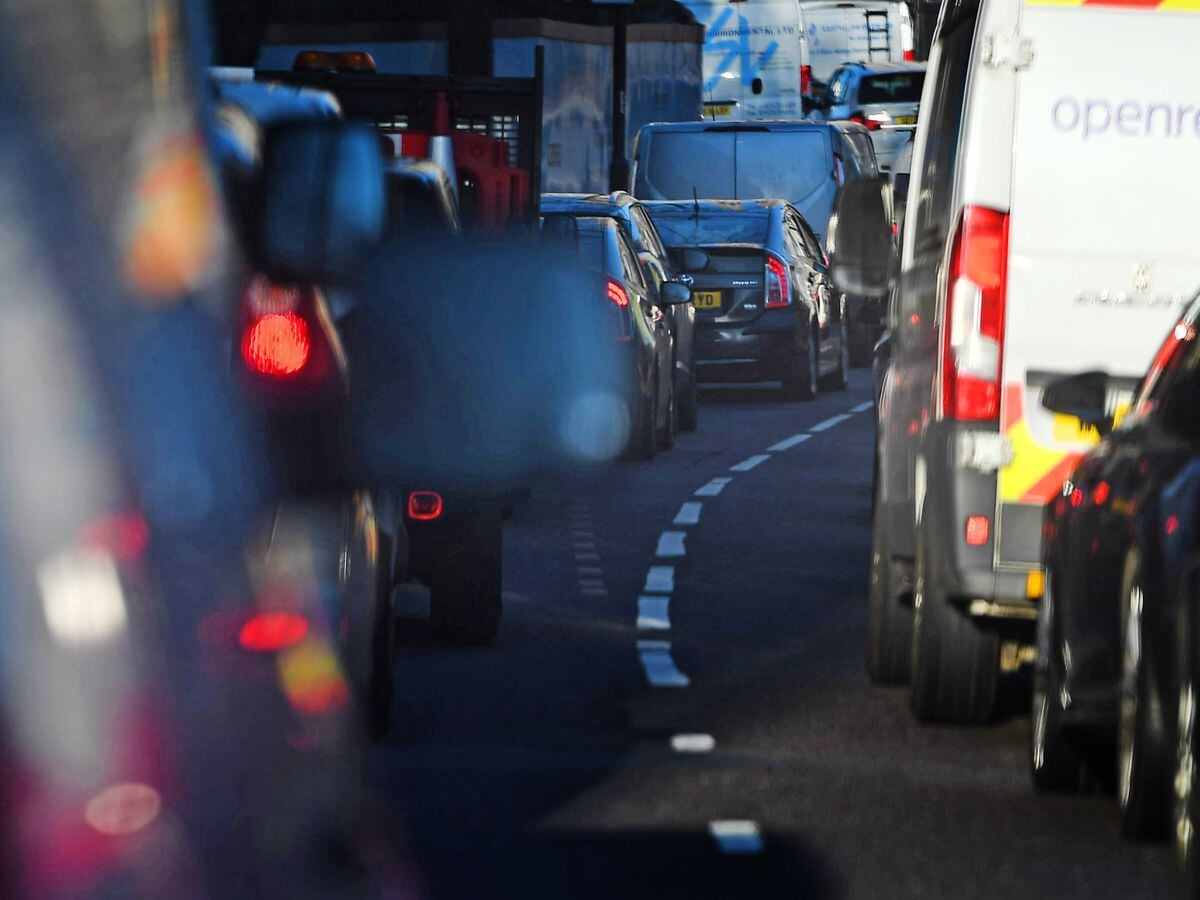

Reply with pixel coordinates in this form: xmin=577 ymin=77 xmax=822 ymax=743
xmin=643 ymin=199 xmax=848 ymax=401
xmin=540 ymin=191 xmax=699 ymax=432
xmin=1036 ymin=295 xmax=1200 ymax=843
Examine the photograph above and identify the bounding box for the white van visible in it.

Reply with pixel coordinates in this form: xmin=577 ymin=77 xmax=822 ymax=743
xmin=683 ymin=0 xmax=914 ymax=120
xmin=859 ymin=0 xmax=1200 ymax=723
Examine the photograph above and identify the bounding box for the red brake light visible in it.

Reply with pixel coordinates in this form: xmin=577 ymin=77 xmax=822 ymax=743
xmin=800 ymin=64 xmax=813 ymax=97
xmin=765 ymin=254 xmax=791 ymax=308
xmin=1167 ymin=514 xmax=1180 ymax=535
xmin=606 ymin=280 xmax=629 ymax=308
xmin=849 ymin=111 xmax=886 ymax=132
xmin=408 ymin=491 xmax=444 ymax=521
xmin=965 ymin=515 xmax=990 ymax=546
xmin=242 ymin=312 xmax=311 ymax=378
xmin=1093 ymin=481 xmax=1111 ymax=506
xmin=903 ymin=49 xmax=917 ymax=62
xmin=940 ymin=206 xmax=1009 ymax=422
xmin=239 ymin=612 xmax=309 ymax=653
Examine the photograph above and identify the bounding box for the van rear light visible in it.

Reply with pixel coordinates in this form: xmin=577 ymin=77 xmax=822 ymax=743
xmin=903 ymin=50 xmax=916 ymax=62
xmin=850 ymin=111 xmax=888 ymax=132
xmin=965 ymin=515 xmax=990 ymax=546
xmin=239 ymin=612 xmax=309 ymax=653
xmin=408 ymin=491 xmax=444 ymax=521
xmin=800 ymin=64 xmax=813 ymax=97
xmin=940 ymin=206 xmax=1010 ymax=422
xmin=764 ymin=254 xmax=791 ymax=308
xmin=242 ymin=312 xmax=311 ymax=378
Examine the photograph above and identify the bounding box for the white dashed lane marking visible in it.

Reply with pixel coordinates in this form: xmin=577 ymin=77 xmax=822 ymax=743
xmin=655 ymin=531 xmax=687 ymax=558
xmin=581 ymin=587 xmax=610 ymax=598
xmin=810 ymin=413 xmax=852 ymax=433
xmin=673 ymin=502 xmax=703 ymax=526
xmin=574 ymin=552 xmax=600 ymax=562
xmin=709 ymin=821 xmax=763 ymax=854
xmin=637 ymin=640 xmax=690 ymax=687
xmin=850 ymin=401 xmax=874 ymax=413
xmin=576 ymin=566 xmax=602 ymax=576
xmin=695 ymin=478 xmax=732 ymax=497
xmin=637 ymin=595 xmax=671 ymax=630
xmin=730 ymin=454 xmax=771 ymax=472
xmin=644 ymin=566 xmax=675 ymax=593
xmin=671 ymin=733 xmax=715 ymax=754
xmin=767 ymin=433 xmax=812 ymax=452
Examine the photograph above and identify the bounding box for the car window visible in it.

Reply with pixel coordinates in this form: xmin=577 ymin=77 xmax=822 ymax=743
xmin=912 ymin=14 xmax=974 ymax=249
xmin=795 ymin=215 xmax=825 ymax=260
xmin=616 ymin=229 xmax=646 ymax=292
xmin=647 ymin=209 xmax=771 ymax=247
xmin=1155 ymin=326 xmax=1200 ymax=439
xmin=859 ymin=73 xmax=926 ymax=105
xmin=631 ymin=206 xmax=667 ymax=260
xmin=1132 ymin=319 xmax=1198 ymax=421
xmin=847 ymin=132 xmax=878 ymax=176
xmin=829 ymin=69 xmax=851 ymax=104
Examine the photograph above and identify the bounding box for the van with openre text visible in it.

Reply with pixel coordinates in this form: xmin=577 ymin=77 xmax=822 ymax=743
xmin=856 ymin=0 xmax=1200 ymax=724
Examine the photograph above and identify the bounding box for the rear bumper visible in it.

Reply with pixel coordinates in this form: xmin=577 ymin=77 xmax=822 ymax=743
xmin=694 ymin=311 xmax=797 ymax=380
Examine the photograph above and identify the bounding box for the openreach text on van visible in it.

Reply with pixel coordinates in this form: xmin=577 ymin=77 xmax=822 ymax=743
xmin=1053 ymin=97 xmax=1200 ymax=140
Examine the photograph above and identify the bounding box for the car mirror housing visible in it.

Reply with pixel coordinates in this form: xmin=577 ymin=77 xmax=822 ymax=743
xmin=659 ymin=281 xmax=692 ymax=305
xmin=1041 ymin=371 xmax=1113 ymax=436
xmin=827 ymin=176 xmax=894 ymax=300
xmin=256 ymin=121 xmax=385 ymax=284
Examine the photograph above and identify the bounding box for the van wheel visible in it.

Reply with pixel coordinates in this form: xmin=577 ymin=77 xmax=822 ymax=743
xmin=1030 ymin=573 xmax=1087 ymax=790
xmin=867 ymin=476 xmax=911 ymax=684
xmin=781 ymin=327 xmax=817 ymax=402
xmin=623 ymin=387 xmax=657 ymax=461
xmin=1118 ymin=550 xmax=1170 ymax=837
xmin=430 ymin=514 xmax=503 ymax=646
xmin=910 ymin=516 xmax=999 ymax=724
xmin=820 ymin=321 xmax=850 ymax=392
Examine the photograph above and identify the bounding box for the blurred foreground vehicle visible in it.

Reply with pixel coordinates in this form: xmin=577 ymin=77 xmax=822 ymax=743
xmin=1035 ymin=300 xmax=1200 ymax=837
xmin=811 ymin=62 xmax=925 ymax=176
xmin=541 ymin=191 xmax=700 ymax=432
xmin=646 ymin=199 xmax=847 ymax=401
xmin=834 ymin=0 xmax=1200 ymax=725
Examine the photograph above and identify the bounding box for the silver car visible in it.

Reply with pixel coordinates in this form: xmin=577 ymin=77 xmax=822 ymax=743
xmin=815 ymin=62 xmax=926 ymax=176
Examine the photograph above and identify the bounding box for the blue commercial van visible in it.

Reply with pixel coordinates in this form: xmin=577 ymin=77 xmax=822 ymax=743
xmin=631 ymin=120 xmax=875 ymax=245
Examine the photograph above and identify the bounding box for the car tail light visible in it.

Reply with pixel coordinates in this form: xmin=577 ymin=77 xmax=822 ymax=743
xmin=764 ymin=254 xmax=791 ymax=309
xmin=242 ymin=312 xmax=311 ymax=378
xmin=239 ymin=612 xmax=309 ymax=653
xmin=606 ymin=280 xmax=629 ymax=308
xmin=800 ymin=64 xmax=813 ymax=96
xmin=408 ymin=491 xmax=444 ymax=521
xmin=940 ymin=206 xmax=1010 ymax=422
xmin=850 ymin=111 xmax=888 ymax=132
xmin=607 ymin=279 xmax=633 ymax=339
xmin=965 ymin=515 xmax=990 ymax=546
xmin=903 ymin=49 xmax=916 ymax=62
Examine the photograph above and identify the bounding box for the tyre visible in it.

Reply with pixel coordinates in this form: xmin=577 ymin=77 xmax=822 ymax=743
xmin=1118 ymin=551 xmax=1170 ymax=838
xmin=430 ymin=513 xmax=503 ymax=646
xmin=623 ymin=384 xmax=657 ymax=461
xmin=366 ymin=533 xmax=395 ymax=741
xmin=866 ymin=477 xmax=911 ymax=684
xmin=781 ymin=325 xmax=818 ymax=402
xmin=678 ymin=373 xmax=699 ymax=432
xmin=910 ymin=516 xmax=1000 ymax=724
xmin=657 ymin=381 xmax=676 ymax=451
xmin=819 ymin=321 xmax=850 ymax=392
xmin=1174 ymin=597 xmax=1200 ymax=896
xmin=1030 ymin=573 xmax=1088 ymax=791
xmin=849 ymin=316 xmax=879 ymax=368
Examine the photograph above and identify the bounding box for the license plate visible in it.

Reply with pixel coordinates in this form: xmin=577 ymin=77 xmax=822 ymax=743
xmin=894 ymin=115 xmax=917 ymax=126
xmin=703 ymin=104 xmax=735 ymax=117
xmin=694 ymin=291 xmax=722 ymax=310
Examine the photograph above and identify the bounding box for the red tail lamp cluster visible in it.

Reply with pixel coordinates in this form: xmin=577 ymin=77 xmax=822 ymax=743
xmin=408 ymin=491 xmax=444 ymax=521
xmin=238 ymin=612 xmax=309 ymax=653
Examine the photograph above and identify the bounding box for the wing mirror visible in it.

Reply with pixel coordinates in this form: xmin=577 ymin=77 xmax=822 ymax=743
xmin=658 ymin=281 xmax=692 ymax=305
xmin=255 ymin=121 xmax=385 ymax=283
xmin=827 ymin=176 xmax=894 ymax=299
xmin=680 ymin=248 xmax=709 ymax=272
xmin=1040 ymin=371 xmax=1114 ymax=437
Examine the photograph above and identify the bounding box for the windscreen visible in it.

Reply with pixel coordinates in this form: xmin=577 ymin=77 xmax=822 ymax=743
xmin=649 ymin=210 xmax=769 ymax=248
xmin=637 ymin=130 xmax=830 ymax=205
xmin=859 ymin=73 xmax=925 ymax=104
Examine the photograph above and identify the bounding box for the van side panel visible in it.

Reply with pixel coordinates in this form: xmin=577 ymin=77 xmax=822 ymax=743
xmin=799 ymin=0 xmax=913 ymax=82
xmin=998 ymin=5 xmax=1200 ymax=564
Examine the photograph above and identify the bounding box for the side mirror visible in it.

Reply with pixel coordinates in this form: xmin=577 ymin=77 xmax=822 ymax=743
xmin=659 ymin=281 xmax=692 ymax=305
xmin=1041 ymin=371 xmax=1113 ymax=436
xmin=680 ymin=248 xmax=709 ymax=272
xmin=257 ymin=121 xmax=385 ymax=283
xmin=827 ymin=176 xmax=894 ymax=299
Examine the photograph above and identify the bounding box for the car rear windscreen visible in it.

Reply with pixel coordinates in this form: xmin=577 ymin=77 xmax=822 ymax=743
xmin=637 ymin=130 xmax=830 ymax=205
xmin=858 ymin=73 xmax=925 ymax=105
xmin=649 ymin=211 xmax=769 ymax=248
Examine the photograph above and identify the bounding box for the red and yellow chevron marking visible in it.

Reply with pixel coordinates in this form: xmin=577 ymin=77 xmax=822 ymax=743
xmin=998 ymin=383 xmax=1095 ymax=505
xmin=1027 ymin=0 xmax=1200 ymax=9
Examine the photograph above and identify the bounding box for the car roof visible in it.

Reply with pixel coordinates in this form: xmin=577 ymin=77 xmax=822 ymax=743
xmin=845 ymin=61 xmax=928 ymax=75
xmin=827 ymin=120 xmax=870 ymax=136
xmin=641 ymin=198 xmax=781 ymax=216
xmin=638 ymin=120 xmax=833 ymax=135
xmin=540 ymin=191 xmax=639 ymax=215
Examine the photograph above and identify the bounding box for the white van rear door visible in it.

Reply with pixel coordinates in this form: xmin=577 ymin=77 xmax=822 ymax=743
xmin=999 ymin=2 xmax=1200 ymax=522
xmin=799 ymin=1 xmax=908 ymax=82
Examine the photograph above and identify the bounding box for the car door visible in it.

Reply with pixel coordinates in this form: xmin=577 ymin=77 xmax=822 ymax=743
xmin=827 ymin=67 xmax=854 ymax=120
xmin=617 ymin=227 xmax=670 ymax=422
xmin=632 ymin=204 xmax=695 ymax=387
xmin=787 ymin=210 xmax=837 ymax=371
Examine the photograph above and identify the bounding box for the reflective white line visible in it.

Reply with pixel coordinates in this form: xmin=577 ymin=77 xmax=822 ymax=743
xmin=578 ymin=578 xmax=606 ymax=589
xmin=674 ymin=502 xmax=703 ymax=526
xmin=637 ymin=595 xmax=671 ymax=630
xmin=576 ymin=566 xmax=603 ymax=576
xmin=730 ymin=454 xmax=770 ymax=472
xmin=656 ymin=531 xmax=687 ymax=558
xmin=709 ymin=821 xmax=763 ymax=854
xmin=638 ymin=641 xmax=690 ymax=687
xmin=581 ymin=587 xmax=609 ymax=597
xmin=850 ymin=401 xmax=874 ymax=413
xmin=811 ymin=413 xmax=852 ymax=432
xmin=767 ymin=433 xmax=811 ymax=452
xmin=574 ymin=552 xmax=600 ymax=562
xmin=695 ymin=478 xmax=733 ymax=497
xmin=645 ymin=566 xmax=675 ymax=593
xmin=573 ymin=541 xmax=596 ymax=550
xmin=671 ymin=733 xmax=715 ymax=753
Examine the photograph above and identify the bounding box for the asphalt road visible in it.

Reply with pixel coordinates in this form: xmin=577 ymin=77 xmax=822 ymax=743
xmin=371 ymin=371 xmax=1171 ymax=899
